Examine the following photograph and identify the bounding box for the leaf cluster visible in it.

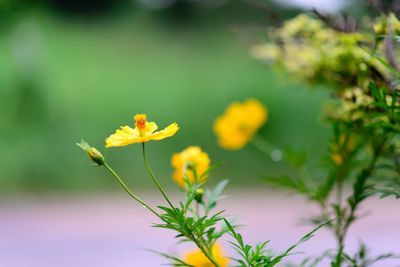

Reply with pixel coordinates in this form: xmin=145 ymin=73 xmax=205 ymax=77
xmin=224 ymin=219 xmax=329 ymax=267
xmin=152 ymin=164 xmax=230 ymax=266
xmin=331 ymin=243 xmax=397 ymax=267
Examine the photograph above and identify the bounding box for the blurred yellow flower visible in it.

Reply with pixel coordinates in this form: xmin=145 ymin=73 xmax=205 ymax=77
xmin=330 ymin=132 xmax=357 ymax=165
xmin=250 ymin=43 xmax=281 ymax=62
xmin=184 ymin=244 xmax=229 ymax=267
xmin=171 ymin=146 xmax=210 ymax=187
xmin=374 ymin=13 xmax=400 ymax=36
xmin=214 ymin=99 xmax=267 ymax=150
xmin=105 ymin=114 xmax=179 ymax=148
xmin=331 ymin=153 xmax=343 ymax=165
xmin=252 ymin=14 xmax=373 ymax=91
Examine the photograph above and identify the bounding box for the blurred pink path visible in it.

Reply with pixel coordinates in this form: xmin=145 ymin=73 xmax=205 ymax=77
xmin=1 ymin=190 xmax=399 ymax=266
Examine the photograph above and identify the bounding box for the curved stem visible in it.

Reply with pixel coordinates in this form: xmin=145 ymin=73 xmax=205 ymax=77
xmin=335 ymin=175 xmax=345 ymax=249
xmin=142 ymin=143 xmax=175 ymax=210
xmin=336 ymin=179 xmax=344 ymax=208
xmin=103 ymin=163 xmax=162 ymax=220
xmin=190 ymin=203 xmax=198 ymax=221
xmin=191 ymin=236 xmax=221 ymax=267
xmin=251 ymin=134 xmax=276 ymax=156
xmin=336 ymin=135 xmax=388 ymax=252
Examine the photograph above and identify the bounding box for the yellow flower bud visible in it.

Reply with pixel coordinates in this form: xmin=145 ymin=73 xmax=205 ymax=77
xmin=331 ymin=153 xmax=343 ymax=165
xmin=87 ymin=147 xmax=105 ymax=166
xmin=374 ymin=23 xmax=387 ymax=35
xmin=194 ymin=188 xmax=204 ymax=203
xmin=77 ymin=140 xmax=105 ymax=166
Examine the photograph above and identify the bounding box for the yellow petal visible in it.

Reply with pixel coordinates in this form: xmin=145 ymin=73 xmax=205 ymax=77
xmin=151 ymin=123 xmax=179 ymax=141
xmin=146 ymin=121 xmax=158 ymax=134
xmin=213 ymin=99 xmax=267 ymax=150
xmin=105 ymin=126 xmax=139 ymax=148
xmin=105 ymin=115 xmax=179 ymax=148
xmin=184 ymin=244 xmax=229 ymax=267
xmin=171 ymin=146 xmax=210 ymax=188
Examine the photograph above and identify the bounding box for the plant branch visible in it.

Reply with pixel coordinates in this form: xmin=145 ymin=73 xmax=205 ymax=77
xmin=142 ymin=143 xmax=175 ymax=210
xmin=338 ymin=135 xmax=388 ymax=249
xmin=103 ymin=163 xmax=162 ymax=220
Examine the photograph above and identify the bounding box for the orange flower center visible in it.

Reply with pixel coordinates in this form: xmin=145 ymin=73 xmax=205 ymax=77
xmin=134 ymin=114 xmax=147 ymax=135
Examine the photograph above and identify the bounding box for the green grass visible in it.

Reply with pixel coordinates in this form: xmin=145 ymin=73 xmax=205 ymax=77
xmin=0 ymin=10 xmax=331 ymax=193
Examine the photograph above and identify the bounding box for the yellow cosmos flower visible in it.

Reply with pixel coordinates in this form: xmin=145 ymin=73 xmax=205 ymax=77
xmin=214 ymin=99 xmax=267 ymax=150
xmin=171 ymin=146 xmax=210 ymax=187
xmin=105 ymin=114 xmax=179 ymax=148
xmin=184 ymin=244 xmax=229 ymax=267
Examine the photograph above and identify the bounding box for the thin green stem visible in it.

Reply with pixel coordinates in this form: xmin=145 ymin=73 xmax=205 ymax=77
xmin=335 ymin=131 xmax=352 ymax=209
xmin=251 ymin=134 xmax=275 ymax=156
xmin=190 ymin=202 xmax=198 ymax=221
xmin=140 ymin=144 xmax=218 ymax=266
xmin=336 ymin=179 xmax=344 ymax=209
xmin=191 ymin=236 xmax=221 ymax=267
xmin=336 ymin=135 xmax=389 ymax=257
xmin=142 ymin=143 xmax=175 ymax=210
xmin=103 ymin=163 xmax=162 ymax=219
xmin=196 ymin=201 xmax=200 ymax=218
xmin=335 ymin=176 xmax=344 ymax=249
xmin=299 ymin=165 xmax=315 ymax=189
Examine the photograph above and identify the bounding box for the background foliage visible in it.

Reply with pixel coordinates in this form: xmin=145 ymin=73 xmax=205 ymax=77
xmin=0 ymin=0 xmax=336 ymax=193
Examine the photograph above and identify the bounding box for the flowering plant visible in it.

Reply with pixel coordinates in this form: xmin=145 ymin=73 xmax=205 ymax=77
xmin=76 ymin=3 xmax=400 ymax=266
xmin=78 ymin=114 xmax=326 ymax=266
xmin=212 ymin=1 xmax=400 ymax=265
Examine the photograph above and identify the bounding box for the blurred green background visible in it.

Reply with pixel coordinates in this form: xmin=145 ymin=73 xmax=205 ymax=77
xmin=0 ymin=0 xmax=337 ymax=194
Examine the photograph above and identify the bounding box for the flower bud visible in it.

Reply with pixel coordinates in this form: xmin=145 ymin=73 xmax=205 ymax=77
xmin=331 ymin=153 xmax=343 ymax=165
xmin=194 ymin=188 xmax=204 ymax=203
xmin=77 ymin=139 xmax=105 ymax=166
xmin=87 ymin=147 xmax=105 ymax=165
xmin=374 ymin=23 xmax=387 ymax=36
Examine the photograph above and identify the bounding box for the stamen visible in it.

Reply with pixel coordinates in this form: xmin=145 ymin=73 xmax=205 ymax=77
xmin=134 ymin=114 xmax=147 ymax=134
